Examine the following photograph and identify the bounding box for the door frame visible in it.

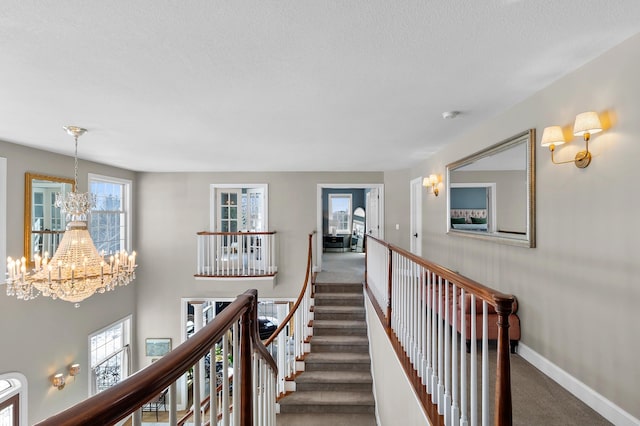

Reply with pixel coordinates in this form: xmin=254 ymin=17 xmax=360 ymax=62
xmin=409 ymin=177 xmax=423 ymax=256
xmin=209 ymin=184 xmax=269 ymax=231
xmin=316 ymin=183 xmax=384 ymax=272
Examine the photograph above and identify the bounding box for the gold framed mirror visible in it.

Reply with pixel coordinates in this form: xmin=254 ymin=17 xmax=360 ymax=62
xmin=446 ymin=129 xmax=536 ymax=248
xmin=24 ymin=173 xmax=75 ymax=266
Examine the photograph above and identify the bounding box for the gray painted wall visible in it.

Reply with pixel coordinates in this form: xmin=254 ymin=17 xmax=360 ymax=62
xmin=400 ymin=33 xmax=640 ymax=419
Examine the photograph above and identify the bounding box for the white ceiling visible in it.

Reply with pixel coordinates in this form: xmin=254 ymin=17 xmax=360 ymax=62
xmin=2 ymin=1 xmax=640 ymax=172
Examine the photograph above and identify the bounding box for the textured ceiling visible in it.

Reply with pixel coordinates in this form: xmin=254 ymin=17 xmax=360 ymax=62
xmin=1 ymin=1 xmax=640 ymax=172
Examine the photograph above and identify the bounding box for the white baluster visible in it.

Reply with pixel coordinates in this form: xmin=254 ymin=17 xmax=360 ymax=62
xmin=444 ymin=280 xmax=451 ymax=424
xmin=482 ymin=301 xmax=489 ymax=426
xmin=470 ymin=294 xmax=477 ymax=426
xmin=460 ymin=289 xmax=468 ymax=426
xmin=451 ymin=285 xmax=460 ymax=426
xmin=222 ymin=333 xmax=230 ymax=426
xmin=421 ymin=266 xmax=427 ymax=384
xmin=437 ymin=276 xmax=444 ymax=412
xmin=233 ymin=323 xmax=240 ymax=426
xmin=169 ymin=382 xmax=177 ymax=426
xmin=210 ymin=345 xmax=217 ymax=426
xmin=253 ymin=354 xmax=259 ymax=426
xmin=426 ymin=270 xmax=432 ymax=394
xmin=431 ymin=272 xmax=438 ymax=403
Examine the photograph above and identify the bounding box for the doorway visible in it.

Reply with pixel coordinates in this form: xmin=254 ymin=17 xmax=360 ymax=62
xmin=316 ymin=183 xmax=384 ymax=272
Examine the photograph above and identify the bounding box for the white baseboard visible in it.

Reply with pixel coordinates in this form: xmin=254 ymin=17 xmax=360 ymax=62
xmin=517 ymin=343 xmax=639 ymax=426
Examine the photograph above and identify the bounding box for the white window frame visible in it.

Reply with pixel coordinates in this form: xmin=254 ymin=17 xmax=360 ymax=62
xmin=88 ymin=316 xmax=132 ymax=396
xmin=328 ymin=193 xmax=352 ymax=235
xmin=0 ymin=372 xmax=28 ymax=426
xmin=0 ymin=157 xmax=6 ymax=284
xmin=88 ymin=174 xmax=133 ymax=253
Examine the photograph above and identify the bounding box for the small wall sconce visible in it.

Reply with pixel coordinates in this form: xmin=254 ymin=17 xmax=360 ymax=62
xmin=423 ymin=174 xmax=441 ymax=196
xmin=541 ymin=111 xmax=603 ymax=169
xmin=52 ymin=373 xmax=66 ymax=390
xmin=69 ymin=364 xmax=81 ymax=378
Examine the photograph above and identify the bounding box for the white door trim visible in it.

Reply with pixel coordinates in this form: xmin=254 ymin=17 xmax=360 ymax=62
xmin=409 ymin=177 xmax=423 ymax=256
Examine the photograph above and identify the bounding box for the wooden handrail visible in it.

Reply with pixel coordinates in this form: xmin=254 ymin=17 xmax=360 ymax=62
xmin=366 ymin=235 xmax=515 ymax=309
xmin=263 ymin=232 xmax=314 ymax=348
xmin=36 ymin=289 xmax=275 ymax=426
xmin=197 ymin=231 xmax=277 ymax=236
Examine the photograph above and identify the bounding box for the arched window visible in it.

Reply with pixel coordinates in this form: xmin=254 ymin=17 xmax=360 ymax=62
xmin=0 ymin=373 xmax=27 ymax=426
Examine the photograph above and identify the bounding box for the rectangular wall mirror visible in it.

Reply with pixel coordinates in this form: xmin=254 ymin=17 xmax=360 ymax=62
xmin=24 ymin=173 xmax=74 ymax=265
xmin=446 ymin=129 xmax=536 ymax=248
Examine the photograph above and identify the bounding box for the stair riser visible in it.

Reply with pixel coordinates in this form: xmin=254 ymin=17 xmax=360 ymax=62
xmin=279 ymin=405 xmax=375 ymax=414
xmin=296 ymin=382 xmax=372 ymax=392
xmin=313 ymin=327 xmax=367 ymax=336
xmin=304 ymin=362 xmax=371 ymax=372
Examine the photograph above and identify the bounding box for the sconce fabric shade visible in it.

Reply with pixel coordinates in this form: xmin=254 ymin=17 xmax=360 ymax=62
xmin=69 ymin=364 xmax=80 ymax=376
xmin=423 ymin=174 xmax=439 ymax=186
xmin=52 ymin=373 xmax=65 ymax=390
xmin=573 ymin=112 xmax=602 ymax=137
xmin=423 ymin=174 xmax=440 ymax=196
xmin=540 ymin=126 xmax=566 ymax=147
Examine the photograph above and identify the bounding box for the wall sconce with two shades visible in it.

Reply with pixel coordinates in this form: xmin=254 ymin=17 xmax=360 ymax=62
xmin=541 ymin=111 xmax=604 ymax=169
xmin=51 ymin=363 xmax=81 ymax=390
xmin=423 ymin=174 xmax=442 ymax=196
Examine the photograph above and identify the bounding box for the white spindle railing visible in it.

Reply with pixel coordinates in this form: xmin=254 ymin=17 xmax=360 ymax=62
xmin=196 ymin=231 xmax=277 ymax=277
xmin=263 ymin=233 xmax=315 ymax=399
xmin=365 ymin=236 xmax=515 ymax=426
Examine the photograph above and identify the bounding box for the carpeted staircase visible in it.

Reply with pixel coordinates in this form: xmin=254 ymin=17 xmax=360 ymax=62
xmin=276 ymin=282 xmax=377 ymax=426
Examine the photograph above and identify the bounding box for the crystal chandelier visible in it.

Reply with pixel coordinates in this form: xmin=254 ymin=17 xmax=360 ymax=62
xmin=5 ymin=126 xmax=137 ymax=306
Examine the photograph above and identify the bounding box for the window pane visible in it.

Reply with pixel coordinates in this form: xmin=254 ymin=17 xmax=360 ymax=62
xmin=89 ymin=177 xmax=130 ymax=254
xmin=329 ymin=194 xmax=352 ymax=233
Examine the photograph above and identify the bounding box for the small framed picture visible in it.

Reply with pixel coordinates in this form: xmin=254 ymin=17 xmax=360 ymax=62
xmin=145 ymin=338 xmax=172 ymax=357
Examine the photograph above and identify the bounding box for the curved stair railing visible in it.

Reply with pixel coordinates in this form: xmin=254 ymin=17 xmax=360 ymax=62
xmin=177 ymin=232 xmax=316 ymax=424
xmin=366 ymin=235 xmax=515 ymax=426
xmin=263 ymin=232 xmax=316 ymax=398
xmin=36 ymin=289 xmax=277 ymax=426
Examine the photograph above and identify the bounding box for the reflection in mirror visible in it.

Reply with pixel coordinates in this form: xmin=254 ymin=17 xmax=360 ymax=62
xmin=351 ymin=207 xmax=365 ymax=252
xmin=24 ymin=173 xmax=74 ymax=265
xmin=446 ymin=129 xmax=535 ymax=248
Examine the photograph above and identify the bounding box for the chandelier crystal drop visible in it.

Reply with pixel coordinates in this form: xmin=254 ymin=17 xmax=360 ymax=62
xmin=5 ymin=126 xmax=138 ymax=306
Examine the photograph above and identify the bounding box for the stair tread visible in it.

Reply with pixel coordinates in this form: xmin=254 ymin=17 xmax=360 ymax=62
xmin=315 ymin=292 xmax=363 ymax=299
xmin=305 ymin=352 xmax=371 ymax=363
xmin=314 ymin=305 xmax=364 ymax=312
xmin=276 ymin=413 xmax=376 ymax=426
xmin=312 ymin=335 xmax=369 ymax=344
xmin=313 ymin=320 xmax=366 ymax=328
xmin=279 ymin=390 xmax=375 ymax=406
xmin=296 ymin=371 xmax=372 ymax=383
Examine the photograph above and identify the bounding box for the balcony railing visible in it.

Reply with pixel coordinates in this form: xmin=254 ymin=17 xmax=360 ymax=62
xmin=366 ymin=235 xmax=515 ymax=426
xmin=196 ymin=231 xmax=277 ymax=278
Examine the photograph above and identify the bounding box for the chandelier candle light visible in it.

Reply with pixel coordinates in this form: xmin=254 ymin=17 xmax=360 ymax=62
xmin=5 ymin=126 xmax=137 ymax=306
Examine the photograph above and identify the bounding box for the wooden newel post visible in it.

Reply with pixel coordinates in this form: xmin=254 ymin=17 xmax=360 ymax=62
xmin=494 ymin=297 xmax=513 ymax=426
xmin=240 ymin=294 xmax=255 ymax=426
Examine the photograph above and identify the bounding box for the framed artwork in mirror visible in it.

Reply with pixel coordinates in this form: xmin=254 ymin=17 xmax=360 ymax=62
xmin=446 ymin=129 xmax=536 ymax=248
